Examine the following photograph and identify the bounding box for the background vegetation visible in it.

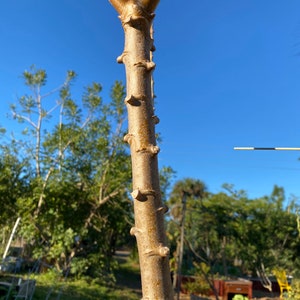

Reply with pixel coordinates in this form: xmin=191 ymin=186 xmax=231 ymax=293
xmin=0 ymin=67 xmax=299 ymax=297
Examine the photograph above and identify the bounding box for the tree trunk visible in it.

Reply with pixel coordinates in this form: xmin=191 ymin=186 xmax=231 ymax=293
xmin=109 ymin=1 xmax=173 ymax=299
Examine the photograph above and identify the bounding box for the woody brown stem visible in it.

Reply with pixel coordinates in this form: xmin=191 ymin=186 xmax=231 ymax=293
xmin=109 ymin=1 xmax=173 ymax=299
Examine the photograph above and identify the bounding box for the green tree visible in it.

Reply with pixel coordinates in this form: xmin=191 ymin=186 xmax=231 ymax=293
xmin=3 ymin=67 xmax=133 ymax=279
xmin=236 ymin=186 xmax=299 ymax=275
xmin=167 ymin=180 xmax=300 ymax=298
xmin=0 ymin=144 xmax=29 ymax=255
xmin=167 ymin=178 xmax=211 ymax=298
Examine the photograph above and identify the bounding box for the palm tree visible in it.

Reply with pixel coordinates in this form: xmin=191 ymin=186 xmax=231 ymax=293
xmin=168 ymin=178 xmax=207 ymax=299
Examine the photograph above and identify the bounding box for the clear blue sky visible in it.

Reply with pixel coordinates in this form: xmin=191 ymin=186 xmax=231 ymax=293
xmin=1 ymin=0 xmax=300 ymax=200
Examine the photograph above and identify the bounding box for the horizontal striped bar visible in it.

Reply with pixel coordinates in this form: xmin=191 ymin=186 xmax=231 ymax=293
xmin=234 ymin=147 xmax=300 ymax=151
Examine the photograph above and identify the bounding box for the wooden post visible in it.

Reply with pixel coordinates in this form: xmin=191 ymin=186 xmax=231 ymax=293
xmin=2 ymin=217 xmax=21 ymax=260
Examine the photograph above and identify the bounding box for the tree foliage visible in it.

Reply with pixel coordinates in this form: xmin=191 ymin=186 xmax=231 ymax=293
xmin=0 ymin=67 xmax=133 ymax=280
xmin=168 ymin=179 xmax=300 ymax=287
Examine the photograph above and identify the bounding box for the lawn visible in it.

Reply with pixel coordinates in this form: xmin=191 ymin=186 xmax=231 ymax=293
xmin=33 ymin=278 xmax=140 ymax=300
xmin=0 ymin=252 xmax=141 ymax=300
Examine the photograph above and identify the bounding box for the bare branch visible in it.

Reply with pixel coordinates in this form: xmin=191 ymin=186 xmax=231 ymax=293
xmin=84 ymin=190 xmax=121 ymax=230
xmin=34 ymin=166 xmax=55 ymax=217
xmin=99 ymin=190 xmax=120 ymax=206
xmin=43 ymin=102 xmax=60 ymax=118
xmin=13 ymin=113 xmax=37 ymax=129
xmin=185 ymin=238 xmax=209 ymax=264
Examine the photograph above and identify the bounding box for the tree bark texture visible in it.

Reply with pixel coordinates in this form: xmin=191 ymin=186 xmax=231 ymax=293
xmin=109 ymin=1 xmax=174 ymax=299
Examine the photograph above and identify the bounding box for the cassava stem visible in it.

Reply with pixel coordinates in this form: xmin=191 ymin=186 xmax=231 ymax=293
xmin=109 ymin=1 xmax=174 ymax=299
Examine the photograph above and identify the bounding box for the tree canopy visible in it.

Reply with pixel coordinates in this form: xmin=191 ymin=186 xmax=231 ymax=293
xmin=168 ymin=179 xmax=300 ymax=293
xmin=0 ymin=67 xmax=133 ymax=280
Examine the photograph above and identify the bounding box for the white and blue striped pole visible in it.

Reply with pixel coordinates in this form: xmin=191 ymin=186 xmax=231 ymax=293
xmin=234 ymin=147 xmax=300 ymax=151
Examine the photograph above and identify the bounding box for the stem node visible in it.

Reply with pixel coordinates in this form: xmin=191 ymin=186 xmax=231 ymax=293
xmin=130 ymin=226 xmax=142 ymax=236
xmin=123 ymin=133 xmax=134 ymax=144
xmin=125 ymin=94 xmax=146 ymax=105
xmin=131 ymin=188 xmax=156 ymax=201
xmin=145 ymin=244 xmax=170 ymax=258
xmin=117 ymin=53 xmax=126 ymax=64
xmin=152 ymin=115 xmax=160 ymax=124
xmin=134 ymin=61 xmax=156 ymax=71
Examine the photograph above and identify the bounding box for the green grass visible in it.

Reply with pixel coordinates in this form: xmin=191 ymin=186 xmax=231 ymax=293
xmin=114 ymin=252 xmax=141 ymax=294
xmin=31 ymin=254 xmax=141 ymax=300
xmin=1 ymin=252 xmax=142 ymax=299
xmin=29 ymin=261 xmax=141 ymax=300
xmin=33 ymin=278 xmax=140 ymax=300
xmin=1 ymin=263 xmax=141 ymax=300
